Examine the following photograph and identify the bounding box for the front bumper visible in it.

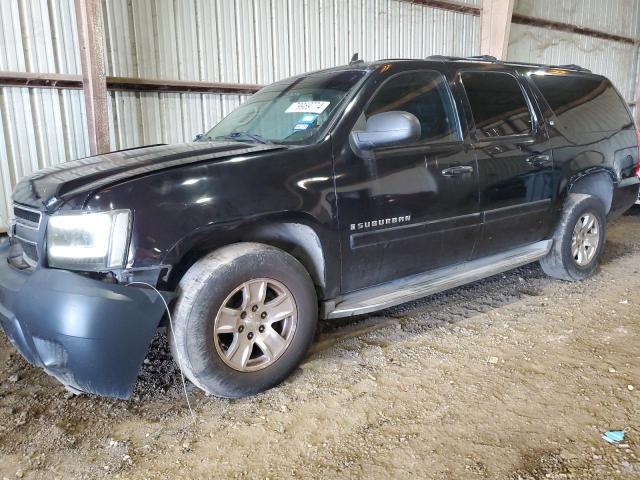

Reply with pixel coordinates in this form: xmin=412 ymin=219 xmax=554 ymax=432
xmin=0 ymin=240 xmax=170 ymax=399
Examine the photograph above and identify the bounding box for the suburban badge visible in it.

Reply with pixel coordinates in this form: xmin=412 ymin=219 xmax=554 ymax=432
xmin=350 ymin=215 xmax=412 ymax=231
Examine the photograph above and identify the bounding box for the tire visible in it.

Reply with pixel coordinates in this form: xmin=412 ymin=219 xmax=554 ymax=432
xmin=169 ymin=242 xmax=317 ymax=398
xmin=540 ymin=193 xmax=606 ymax=281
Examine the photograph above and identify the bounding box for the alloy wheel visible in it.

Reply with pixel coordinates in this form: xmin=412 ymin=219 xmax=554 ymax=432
xmin=213 ymin=278 xmax=297 ymax=372
xmin=571 ymin=212 xmax=600 ymax=267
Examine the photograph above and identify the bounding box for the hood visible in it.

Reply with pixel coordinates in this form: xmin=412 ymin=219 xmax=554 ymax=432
xmin=12 ymin=142 xmax=286 ymax=210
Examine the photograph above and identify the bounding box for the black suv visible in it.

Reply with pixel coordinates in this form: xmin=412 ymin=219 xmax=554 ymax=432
xmin=1 ymin=57 xmax=638 ymax=399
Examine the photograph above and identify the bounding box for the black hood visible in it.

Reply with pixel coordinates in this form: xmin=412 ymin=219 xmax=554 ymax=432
xmin=12 ymin=142 xmax=286 ymax=210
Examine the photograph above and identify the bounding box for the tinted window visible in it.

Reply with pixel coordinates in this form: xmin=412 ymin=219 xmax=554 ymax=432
xmin=531 ymin=74 xmax=631 ymax=133
xmin=365 ymin=71 xmax=460 ymax=143
xmin=461 ymin=72 xmax=533 ymax=138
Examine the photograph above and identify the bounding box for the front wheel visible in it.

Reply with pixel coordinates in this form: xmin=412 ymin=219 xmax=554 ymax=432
xmin=540 ymin=193 xmax=606 ymax=281
xmin=169 ymin=243 xmax=317 ymax=398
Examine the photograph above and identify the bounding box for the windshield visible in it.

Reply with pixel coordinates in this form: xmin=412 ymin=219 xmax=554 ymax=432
xmin=202 ymin=70 xmax=367 ymax=145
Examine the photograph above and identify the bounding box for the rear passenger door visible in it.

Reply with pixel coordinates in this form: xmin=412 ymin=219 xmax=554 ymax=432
xmin=459 ymin=70 xmax=554 ymax=258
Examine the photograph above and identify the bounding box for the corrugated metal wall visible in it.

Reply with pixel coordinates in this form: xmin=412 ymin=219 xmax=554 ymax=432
xmin=508 ymin=24 xmax=639 ymax=102
xmin=509 ymin=0 xmax=640 ymax=104
xmin=103 ymin=0 xmax=480 ymax=83
xmin=103 ymin=0 xmax=480 ymax=150
xmin=0 ymin=0 xmax=480 ymax=229
xmin=0 ymin=0 xmax=88 ymax=229
xmin=515 ymin=0 xmax=640 ymax=38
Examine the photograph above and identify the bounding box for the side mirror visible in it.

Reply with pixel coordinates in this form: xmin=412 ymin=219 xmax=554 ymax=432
xmin=193 ymin=133 xmax=204 ymax=142
xmin=350 ymin=111 xmax=421 ymax=151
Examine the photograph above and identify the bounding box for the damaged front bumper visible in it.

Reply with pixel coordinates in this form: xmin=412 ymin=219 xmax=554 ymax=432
xmin=0 ymin=239 xmax=171 ymax=399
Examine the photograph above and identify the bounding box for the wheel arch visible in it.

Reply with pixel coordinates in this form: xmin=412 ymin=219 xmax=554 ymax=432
xmin=163 ymin=215 xmax=332 ymax=297
xmin=566 ymin=168 xmax=615 ymax=214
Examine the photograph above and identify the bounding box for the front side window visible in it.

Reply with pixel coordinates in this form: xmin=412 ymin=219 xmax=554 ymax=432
xmin=203 ymin=70 xmax=366 ymax=145
xmin=461 ymin=71 xmax=533 ymax=138
xmin=364 ymin=71 xmax=461 ymax=143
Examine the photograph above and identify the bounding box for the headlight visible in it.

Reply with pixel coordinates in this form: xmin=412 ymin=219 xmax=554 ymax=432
xmin=47 ymin=210 xmax=131 ymax=271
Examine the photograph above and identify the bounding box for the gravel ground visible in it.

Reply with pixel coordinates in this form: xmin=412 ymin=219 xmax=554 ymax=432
xmin=1 ymin=212 xmax=639 ymax=479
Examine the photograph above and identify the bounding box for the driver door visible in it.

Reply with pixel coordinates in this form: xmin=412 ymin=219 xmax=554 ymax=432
xmin=334 ymin=70 xmax=480 ymax=293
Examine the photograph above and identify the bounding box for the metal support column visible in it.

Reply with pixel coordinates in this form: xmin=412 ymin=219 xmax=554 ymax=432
xmin=74 ymin=0 xmax=110 ymax=155
xmin=480 ymin=0 xmax=514 ymax=60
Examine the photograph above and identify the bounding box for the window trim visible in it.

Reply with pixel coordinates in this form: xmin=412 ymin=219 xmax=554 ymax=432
xmin=459 ymin=70 xmax=539 ymax=143
xmin=356 ymin=69 xmax=464 ymax=150
xmin=306 ymin=69 xmax=373 ymax=145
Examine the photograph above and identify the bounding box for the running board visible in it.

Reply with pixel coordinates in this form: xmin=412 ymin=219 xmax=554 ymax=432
xmin=323 ymin=240 xmax=552 ymax=319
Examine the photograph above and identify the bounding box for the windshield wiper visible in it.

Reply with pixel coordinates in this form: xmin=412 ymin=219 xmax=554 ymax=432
xmin=215 ymin=131 xmax=273 ymax=144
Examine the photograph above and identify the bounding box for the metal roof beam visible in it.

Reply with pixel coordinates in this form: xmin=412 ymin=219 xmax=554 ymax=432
xmin=406 ymin=0 xmax=480 ymax=15
xmin=511 ymin=14 xmax=638 ymax=45
xmin=0 ymin=72 xmax=262 ymax=94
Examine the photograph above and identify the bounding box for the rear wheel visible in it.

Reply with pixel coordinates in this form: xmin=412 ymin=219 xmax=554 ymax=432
xmin=169 ymin=243 xmax=317 ymax=398
xmin=540 ymin=193 xmax=606 ymax=281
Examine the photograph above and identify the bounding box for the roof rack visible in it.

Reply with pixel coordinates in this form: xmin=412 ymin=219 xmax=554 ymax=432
xmin=426 ymin=55 xmax=468 ymax=61
xmin=465 ymin=55 xmax=498 ymax=62
xmin=555 ymin=64 xmax=591 ymax=72
xmin=425 ymin=55 xmax=591 ymax=73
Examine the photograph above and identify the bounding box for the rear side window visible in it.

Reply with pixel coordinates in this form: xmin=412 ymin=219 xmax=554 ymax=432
xmin=530 ymin=74 xmax=632 ymax=133
xmin=461 ymin=71 xmax=533 ymax=138
xmin=365 ymin=71 xmax=460 ymax=143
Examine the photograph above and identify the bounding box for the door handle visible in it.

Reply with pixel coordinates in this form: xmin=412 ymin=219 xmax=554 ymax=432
xmin=442 ymin=165 xmax=474 ymax=176
xmin=525 ymin=155 xmax=550 ymax=167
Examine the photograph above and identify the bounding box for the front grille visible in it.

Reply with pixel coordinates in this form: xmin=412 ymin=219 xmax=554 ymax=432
xmin=8 ymin=203 xmax=44 ymax=269
xmin=18 ymin=239 xmax=38 ymax=263
xmin=14 ymin=206 xmax=42 ymax=226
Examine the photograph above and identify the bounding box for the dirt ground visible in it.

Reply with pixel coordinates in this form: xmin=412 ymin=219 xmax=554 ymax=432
xmin=1 ymin=212 xmax=640 ymax=480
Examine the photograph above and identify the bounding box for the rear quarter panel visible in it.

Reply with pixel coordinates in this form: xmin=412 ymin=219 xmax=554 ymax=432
xmin=525 ymin=71 xmax=638 ymax=215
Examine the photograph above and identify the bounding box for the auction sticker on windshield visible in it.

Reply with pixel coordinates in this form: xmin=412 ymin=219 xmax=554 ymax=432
xmin=285 ymin=101 xmax=330 ymax=114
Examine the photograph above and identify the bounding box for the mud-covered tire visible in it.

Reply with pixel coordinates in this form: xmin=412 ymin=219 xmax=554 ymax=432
xmin=540 ymin=193 xmax=606 ymax=281
xmin=169 ymin=243 xmax=317 ymax=398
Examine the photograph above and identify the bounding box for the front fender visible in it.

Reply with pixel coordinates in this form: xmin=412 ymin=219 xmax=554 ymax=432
xmin=162 ymin=213 xmax=339 ymax=298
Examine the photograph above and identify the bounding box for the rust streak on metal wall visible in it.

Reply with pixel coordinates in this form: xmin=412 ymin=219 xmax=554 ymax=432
xmin=511 ymin=14 xmax=638 ymax=45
